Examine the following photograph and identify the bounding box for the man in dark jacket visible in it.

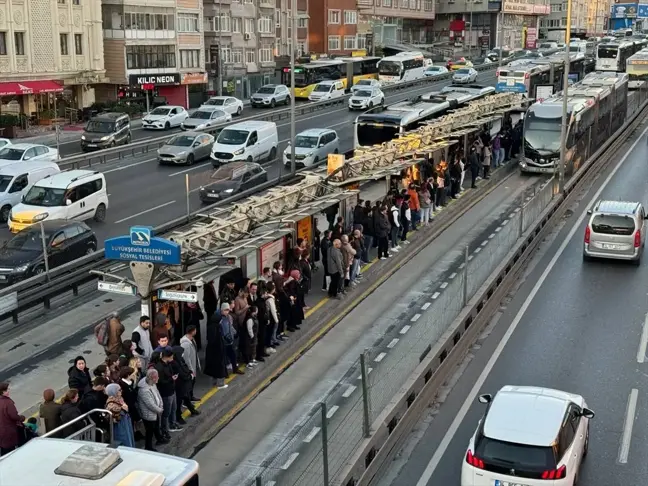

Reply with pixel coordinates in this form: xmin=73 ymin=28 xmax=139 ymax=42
xmin=362 ymin=201 xmax=374 ymax=262
xmin=353 ymin=199 xmax=365 ymax=230
xmin=79 ymin=377 xmax=108 ymax=414
xmin=468 ymin=147 xmax=480 ymax=188
xmin=154 ymin=349 xmax=181 ymax=437
xmin=172 ymin=346 xmax=199 ymax=425
xmin=375 ymin=206 xmax=391 ymax=260
xmin=327 ymin=239 xmax=345 ymax=298
xmin=320 ymin=230 xmax=332 ymax=291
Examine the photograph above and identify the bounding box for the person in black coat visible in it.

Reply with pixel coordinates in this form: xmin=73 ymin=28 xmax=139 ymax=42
xmin=67 ymin=356 xmax=92 ymax=398
xmin=204 ymin=311 xmax=229 ymax=387
xmin=118 ymin=367 xmax=140 ymax=423
xmin=172 ymin=346 xmax=198 ymax=423
xmin=320 ymin=230 xmax=332 ymax=291
xmin=468 ymin=147 xmax=480 ymax=188
xmin=353 ymin=200 xmax=365 ymax=230
xmin=79 ymin=377 xmax=109 ymax=414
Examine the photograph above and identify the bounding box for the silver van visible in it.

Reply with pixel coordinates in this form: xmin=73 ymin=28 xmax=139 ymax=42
xmin=583 ymin=200 xmax=648 ymax=265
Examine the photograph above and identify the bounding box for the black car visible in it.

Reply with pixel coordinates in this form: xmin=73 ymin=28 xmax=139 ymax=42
xmin=199 ymin=162 xmax=268 ymax=203
xmin=0 ymin=220 xmax=97 ymax=285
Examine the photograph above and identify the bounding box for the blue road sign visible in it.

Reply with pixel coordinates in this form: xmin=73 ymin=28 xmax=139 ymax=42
xmin=104 ymin=226 xmax=181 ymax=265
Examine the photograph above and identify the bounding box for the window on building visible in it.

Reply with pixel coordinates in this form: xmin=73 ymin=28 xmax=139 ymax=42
xmin=126 ymin=45 xmax=176 ymax=69
xmin=357 ymin=33 xmax=366 ymax=49
xmin=276 ymin=9 xmax=281 ymax=27
xmin=344 ymin=10 xmax=357 ymax=24
xmin=60 ymin=33 xmax=69 ymax=55
xmin=73 ymin=0 xmax=80 ymax=4
xmin=0 ymin=33 xmax=6 ymax=56
xmin=258 ymin=16 xmax=273 ymax=33
xmin=246 ymin=49 xmax=255 ymax=63
xmin=74 ymin=33 xmax=82 ymax=55
xmin=232 ymin=17 xmax=242 ymax=33
xmin=259 ymin=47 xmax=273 ymax=62
xmin=57 ymin=0 xmax=65 ymax=4
xmin=344 ymin=35 xmax=357 ymax=49
xmin=297 ymin=41 xmax=306 ymax=55
xmin=245 ymin=18 xmax=255 ymax=33
xmin=204 ymin=16 xmax=215 ymax=31
xmin=180 ymin=49 xmax=200 ymax=67
xmin=178 ymin=13 xmax=199 ymax=32
xmin=328 ymin=9 xmax=341 ymax=24
xmin=328 ymin=35 xmax=340 ymax=50
xmin=216 ymin=15 xmax=231 ymax=32
xmin=424 ymin=0 xmax=433 ymax=10
xmin=232 ymin=48 xmax=243 ymax=64
xmin=383 ymin=0 xmax=392 ymax=6
xmin=220 ymin=47 xmax=232 ymax=63
xmin=244 ymin=0 xmax=254 ymax=4
xmin=298 ymin=17 xmax=307 ymax=28
xmin=124 ymin=12 xmax=174 ymax=30
xmin=13 ymin=32 xmax=25 ymax=56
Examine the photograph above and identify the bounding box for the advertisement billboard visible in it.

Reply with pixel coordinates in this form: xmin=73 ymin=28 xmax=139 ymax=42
xmin=502 ymin=0 xmax=550 ymax=15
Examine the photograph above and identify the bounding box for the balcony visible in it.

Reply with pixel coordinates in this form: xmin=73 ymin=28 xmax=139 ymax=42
xmin=259 ymin=0 xmax=274 ymax=7
xmin=259 ymin=30 xmax=275 ymax=38
xmin=103 ymin=29 xmax=176 ymax=40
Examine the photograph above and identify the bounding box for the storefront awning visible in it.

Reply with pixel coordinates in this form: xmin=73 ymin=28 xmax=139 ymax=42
xmin=0 ymin=80 xmax=64 ymax=97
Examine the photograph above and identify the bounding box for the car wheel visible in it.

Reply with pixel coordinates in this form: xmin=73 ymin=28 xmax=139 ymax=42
xmin=186 ymin=154 xmax=195 ymax=166
xmin=0 ymin=205 xmax=10 ymax=223
xmin=109 ymin=140 xmax=116 ymax=148
xmin=94 ymin=203 xmax=107 ymax=222
xmin=247 ymin=156 xmax=253 ymax=162
xmin=368 ymin=101 xmax=374 ymax=108
xmin=271 ymin=99 xmax=276 ymax=108
xmin=33 ymin=264 xmax=46 ymax=276
xmin=269 ymin=147 xmax=277 ymax=162
xmin=85 ymin=245 xmax=96 ymax=256
xmin=237 ymin=106 xmax=242 ymax=116
xmin=633 ymin=257 xmax=641 ymax=266
xmin=125 ymin=134 xmax=131 ymax=144
xmin=165 ymin=122 xmax=170 ymax=130
xmin=334 ymin=148 xmax=339 ymax=154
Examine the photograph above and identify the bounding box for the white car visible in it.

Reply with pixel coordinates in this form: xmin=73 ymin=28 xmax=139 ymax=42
xmin=461 ymin=386 xmax=594 ymax=486
xmin=201 ymin=96 xmax=244 ymax=116
xmin=181 ymin=108 xmax=231 ymax=131
xmin=348 ymin=87 xmax=384 ymax=110
xmin=141 ymin=105 xmax=189 ymax=130
xmin=351 ymin=79 xmax=381 ymax=93
xmin=308 ymin=80 xmax=345 ymax=102
xmin=283 ymin=128 xmax=339 ymax=168
xmin=452 ymin=68 xmax=478 ymax=84
xmin=424 ymin=65 xmax=449 ymax=77
xmin=0 ymin=139 xmax=11 ymax=150
xmin=0 ymin=143 xmax=59 ymax=164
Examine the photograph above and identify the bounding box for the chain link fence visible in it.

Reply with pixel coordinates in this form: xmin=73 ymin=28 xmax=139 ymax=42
xmin=250 ymin=177 xmax=555 ymax=486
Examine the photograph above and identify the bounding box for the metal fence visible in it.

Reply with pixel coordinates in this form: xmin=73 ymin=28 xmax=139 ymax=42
xmin=249 ymin=177 xmax=555 ymax=486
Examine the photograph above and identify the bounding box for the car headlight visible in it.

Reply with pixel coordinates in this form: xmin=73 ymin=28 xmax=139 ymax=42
xmin=33 ymin=212 xmax=49 ymax=222
xmin=81 ymin=135 xmax=86 ymax=140
xmin=306 ymin=152 xmax=314 ymax=157
xmin=100 ymin=136 xmax=110 ymax=141
xmin=197 ymin=124 xmax=206 ymax=129
xmin=177 ymin=151 xmax=186 ymax=156
xmin=223 ymin=189 xmax=234 ymax=194
xmin=12 ymin=264 xmax=29 ymax=273
xmin=233 ymin=148 xmax=245 ymax=155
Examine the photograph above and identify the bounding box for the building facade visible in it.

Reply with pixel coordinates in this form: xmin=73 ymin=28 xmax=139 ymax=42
xmin=99 ymin=0 xmax=207 ymax=110
xmin=540 ymin=0 xmax=589 ymax=40
xmin=585 ymin=0 xmax=608 ymax=35
xmin=0 ymin=0 xmax=105 ymax=124
xmin=608 ymin=3 xmax=648 ymax=32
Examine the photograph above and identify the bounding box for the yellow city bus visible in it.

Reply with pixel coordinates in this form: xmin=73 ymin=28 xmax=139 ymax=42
xmin=626 ymin=48 xmax=648 ymax=82
xmin=282 ymin=57 xmax=380 ymax=99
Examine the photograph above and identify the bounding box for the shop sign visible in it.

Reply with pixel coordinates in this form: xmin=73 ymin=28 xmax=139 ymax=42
xmin=351 ymin=50 xmax=367 ymax=57
xmin=104 ymin=226 xmax=181 ymax=265
xmin=502 ymin=0 xmax=549 ymax=15
xmin=128 ymin=73 xmax=180 ymax=87
xmin=525 ymin=27 xmax=537 ymax=49
xmin=259 ymin=237 xmax=285 ymax=275
xmin=181 ymin=73 xmax=208 ymax=85
xmin=610 ymin=3 xmax=648 ymax=18
xmin=297 ymin=216 xmax=312 ymax=245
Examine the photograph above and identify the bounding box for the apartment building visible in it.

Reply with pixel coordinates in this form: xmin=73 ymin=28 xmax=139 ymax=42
xmin=585 ymin=0 xmax=607 ymax=35
xmin=540 ymin=0 xmax=589 ymax=40
xmin=0 ymin=0 xmax=105 ymax=123
xmin=99 ymin=0 xmax=207 ymax=109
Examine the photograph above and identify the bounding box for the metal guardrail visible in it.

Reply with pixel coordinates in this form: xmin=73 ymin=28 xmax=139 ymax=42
xmin=55 ymin=63 xmax=498 ymax=171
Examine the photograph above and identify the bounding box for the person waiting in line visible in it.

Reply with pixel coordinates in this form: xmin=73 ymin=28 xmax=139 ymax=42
xmin=327 ymin=239 xmax=345 ymax=299
xmin=39 ymin=389 xmax=62 ymax=433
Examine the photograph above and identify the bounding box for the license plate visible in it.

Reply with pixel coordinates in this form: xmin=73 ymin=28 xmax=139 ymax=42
xmin=507 ymin=79 xmax=515 ymax=86
xmin=494 ymin=481 xmax=530 ymax=486
xmin=86 ymin=144 xmax=96 ymax=147
xmin=602 ymin=243 xmax=620 ymax=250
xmin=0 ymin=275 xmax=7 ymax=281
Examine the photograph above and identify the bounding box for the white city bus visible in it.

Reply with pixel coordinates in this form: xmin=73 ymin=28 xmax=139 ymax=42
xmin=595 ymin=41 xmax=641 ymax=72
xmin=377 ymin=52 xmax=427 ymax=84
xmin=626 ymin=48 xmax=648 ymax=81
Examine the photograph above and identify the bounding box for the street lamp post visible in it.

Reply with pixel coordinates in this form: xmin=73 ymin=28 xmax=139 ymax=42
xmin=468 ymin=0 xmax=474 ymax=58
xmin=558 ymin=0 xmax=572 ymax=193
xmin=289 ymin=0 xmax=297 ymax=176
xmin=498 ymin=11 xmax=504 ymax=69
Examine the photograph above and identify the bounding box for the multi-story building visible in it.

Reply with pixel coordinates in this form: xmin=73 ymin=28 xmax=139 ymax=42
xmin=275 ymin=0 xmax=309 ymax=57
xmin=99 ymin=0 xmax=207 ymax=109
xmin=540 ymin=0 xmax=589 ymax=40
xmin=586 ymin=0 xmax=607 ymax=35
xmin=434 ymin=0 xmax=550 ymax=52
xmin=0 ymin=0 xmax=105 ymax=124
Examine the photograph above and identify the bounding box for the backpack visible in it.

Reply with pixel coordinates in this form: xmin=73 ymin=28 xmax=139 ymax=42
xmin=95 ymin=318 xmax=110 ymax=346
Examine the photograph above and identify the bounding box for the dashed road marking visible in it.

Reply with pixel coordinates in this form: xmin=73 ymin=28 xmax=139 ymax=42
xmin=326 ymin=405 xmax=340 ymax=419
xmin=502 ymin=219 xmax=509 ymax=225
xmin=495 ymin=227 xmax=502 ymax=232
xmin=481 ymin=240 xmax=488 ymax=246
xmin=342 ymin=385 xmax=357 ymax=398
xmin=440 ymin=282 xmax=448 ymax=289
xmin=387 ymin=338 xmax=399 ymax=349
xmin=432 ymin=292 xmax=440 ymax=299
xmin=488 ymin=233 xmax=496 ymax=239
xmin=375 ymin=352 xmax=387 ymax=362
xmin=400 ymin=325 xmax=411 ymax=334
xmin=303 ymin=427 xmax=321 ymax=443
xmin=468 ymin=255 xmax=474 ymax=260
xmin=411 ymin=313 xmax=421 ymax=322
xmin=281 ymin=452 xmax=300 ymax=470
xmin=475 ymin=247 xmax=482 ymax=253
xmin=449 ymin=272 xmax=457 ymax=279
xmin=421 ymin=302 xmax=431 ymax=310
xmin=458 ymin=263 xmax=466 ymax=269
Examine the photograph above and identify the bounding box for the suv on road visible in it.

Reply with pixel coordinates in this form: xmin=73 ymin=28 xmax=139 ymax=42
xmin=250 ymin=84 xmax=291 ymax=108
xmin=81 ymin=113 xmax=131 ymax=152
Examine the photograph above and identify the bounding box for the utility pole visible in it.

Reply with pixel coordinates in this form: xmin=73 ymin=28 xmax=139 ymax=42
xmin=498 ymin=10 xmax=504 ymax=69
xmin=289 ymin=0 xmax=297 ymax=175
xmin=468 ymin=0 xmax=474 ymax=58
xmin=218 ymin=4 xmax=223 ymax=96
xmin=558 ymin=0 xmax=572 ymax=193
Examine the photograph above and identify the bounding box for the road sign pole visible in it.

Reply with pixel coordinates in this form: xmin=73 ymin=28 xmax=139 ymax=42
xmin=40 ymin=222 xmax=50 ymax=281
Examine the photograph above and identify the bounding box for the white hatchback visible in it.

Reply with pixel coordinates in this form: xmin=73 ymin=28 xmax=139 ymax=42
xmin=348 ymin=88 xmax=384 ymax=110
xmin=461 ymin=386 xmax=594 ymax=486
xmin=201 ymin=96 xmax=244 ymax=116
xmin=0 ymin=144 xmax=59 ymax=165
xmin=141 ymin=105 xmax=189 ymax=130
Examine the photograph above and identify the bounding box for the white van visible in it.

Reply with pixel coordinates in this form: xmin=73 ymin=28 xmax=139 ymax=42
xmin=308 ymin=80 xmax=346 ymax=102
xmin=210 ymin=120 xmax=279 ymax=166
xmin=0 ymin=161 xmax=60 ymax=222
xmin=8 ymin=170 xmax=109 ymax=233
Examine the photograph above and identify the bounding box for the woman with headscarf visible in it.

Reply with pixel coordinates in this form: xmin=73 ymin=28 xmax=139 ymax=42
xmin=105 ymin=383 xmax=135 ymax=447
xmin=204 ymin=308 xmax=229 ymax=389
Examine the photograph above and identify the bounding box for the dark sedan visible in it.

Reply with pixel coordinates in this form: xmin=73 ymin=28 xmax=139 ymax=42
xmin=199 ymin=162 xmax=268 ymax=203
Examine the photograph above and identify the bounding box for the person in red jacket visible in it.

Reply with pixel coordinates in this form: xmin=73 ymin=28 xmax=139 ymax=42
xmin=0 ymin=382 xmax=24 ymax=456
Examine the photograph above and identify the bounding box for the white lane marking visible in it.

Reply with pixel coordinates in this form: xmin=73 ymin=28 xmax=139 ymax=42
xmin=432 ymin=292 xmax=440 ymax=299
xmin=326 ymin=405 xmax=339 ymax=419
xmin=637 ymin=313 xmax=648 ymax=363
xmin=421 ymin=302 xmax=431 ymax=310
xmin=400 ymin=325 xmax=411 ymax=334
xmin=468 ymin=255 xmax=474 ymax=260
xmin=474 ymin=247 xmax=482 ymax=253
xmin=374 ymin=352 xmax=387 ymax=362
xmin=414 ymin=122 xmax=648 ymax=486
xmin=449 ymin=272 xmax=457 ymax=279
xmin=303 ymin=427 xmax=321 ymax=443
xmin=103 ymin=158 xmax=156 ymax=173
xmin=488 ymin=233 xmax=496 ymax=239
xmin=502 ymin=219 xmax=509 ymax=225
xmin=458 ymin=263 xmax=466 ymax=269
xmin=481 ymin=240 xmax=488 ymax=246
xmin=440 ymin=282 xmax=448 ymax=289
xmin=113 ymin=200 xmax=176 ymax=224
xmin=357 ymin=367 xmax=373 ymax=380
xmin=342 ymin=385 xmax=357 ymax=398
xmin=168 ymin=163 xmax=211 ymax=177
xmin=387 ymin=338 xmax=400 ymax=349
xmin=411 ymin=313 xmax=421 ymax=322
xmin=495 ymin=227 xmax=502 ymax=232
xmin=281 ymin=452 xmax=299 ymax=470
xmin=619 ymin=388 xmax=639 ymax=464
xmin=267 ymin=482 xmax=276 ymax=486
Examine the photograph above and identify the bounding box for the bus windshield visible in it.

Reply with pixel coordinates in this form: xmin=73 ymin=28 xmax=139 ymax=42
xmin=598 ymin=46 xmax=618 ymax=58
xmin=524 ymin=114 xmax=562 ymax=153
xmin=379 ymin=61 xmax=402 ymax=75
xmin=356 ymin=122 xmax=399 ymax=147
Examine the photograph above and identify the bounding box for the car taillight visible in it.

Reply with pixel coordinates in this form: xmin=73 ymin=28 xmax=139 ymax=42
xmin=635 ymin=229 xmax=641 ymax=248
xmin=496 ymin=69 xmax=501 ymax=76
xmin=465 ymin=450 xmax=484 ymax=469
xmin=524 ymin=72 xmax=530 ymax=79
xmin=584 ymin=226 xmax=590 ymax=244
xmin=541 ymin=465 xmax=566 ymax=479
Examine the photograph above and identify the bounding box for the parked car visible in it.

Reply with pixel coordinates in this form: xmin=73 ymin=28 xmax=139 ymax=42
xmin=0 ymin=144 xmax=59 ymax=164
xmin=0 ymin=220 xmax=97 ymax=284
xmin=308 ymin=80 xmax=346 ymax=102
xmin=348 ymin=88 xmax=384 ymax=110
xmin=424 ymin=65 xmax=449 ymax=77
xmin=351 ymin=79 xmax=381 ymax=93
xmin=201 ymin=96 xmax=244 ymax=116
xmin=452 ymin=68 xmax=478 ymax=83
xmin=199 ymin=161 xmax=268 ymax=203
xmin=181 ymin=107 xmax=231 ymax=131
xmin=157 ymin=132 xmax=215 ymax=165
xmin=283 ymin=128 xmax=339 ymax=168
xmin=250 ymin=84 xmax=291 ymax=108
xmin=141 ymin=105 xmax=189 ymax=130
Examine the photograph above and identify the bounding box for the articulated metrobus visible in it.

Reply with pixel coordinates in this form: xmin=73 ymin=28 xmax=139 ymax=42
xmin=496 ymin=62 xmax=557 ymax=98
xmin=282 ymin=57 xmax=380 ymax=99
xmin=377 ymin=52 xmax=428 ymax=84
xmin=354 ymin=85 xmax=495 ymax=148
xmin=595 ymin=41 xmax=643 ymax=72
xmin=626 ymin=48 xmax=648 ymax=81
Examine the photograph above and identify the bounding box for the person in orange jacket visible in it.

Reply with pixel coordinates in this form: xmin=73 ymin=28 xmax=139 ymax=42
xmin=407 ymin=183 xmax=421 ymax=230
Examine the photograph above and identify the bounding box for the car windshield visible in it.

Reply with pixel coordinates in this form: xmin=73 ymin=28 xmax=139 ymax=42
xmin=217 ymin=129 xmax=249 ymax=145
xmin=314 ymin=84 xmax=332 ymax=92
xmin=85 ymin=121 xmax=115 ymax=133
xmin=427 ymin=67 xmax=441 ymax=71
xmin=378 ymin=61 xmax=401 ymax=75
xmin=591 ymin=214 xmax=636 ymax=235
xmin=192 ymin=111 xmax=214 ymax=120
xmin=149 ymin=107 xmax=171 ymax=116
xmin=524 ymin=114 xmax=561 ymax=152
xmin=456 ymin=69 xmax=470 ymax=74
xmin=569 ymin=45 xmax=582 ymax=52
xmin=167 ymin=135 xmax=195 ymax=147
xmin=204 ymin=98 xmax=225 ymax=106
xmin=295 ymin=136 xmax=319 ymax=148
xmin=23 ymin=186 xmax=66 ymax=207
xmin=0 ymin=148 xmax=24 ymax=161
xmin=6 ymin=230 xmax=44 ymax=251
xmin=0 ymin=175 xmax=13 ymax=192
xmin=539 ymin=43 xmax=554 ymax=49
xmin=355 ymin=90 xmax=372 ymax=98
xmin=257 ymin=87 xmax=276 ymax=94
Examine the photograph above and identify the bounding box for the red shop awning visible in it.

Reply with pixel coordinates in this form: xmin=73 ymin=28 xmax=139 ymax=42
xmin=0 ymin=80 xmax=64 ymax=97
